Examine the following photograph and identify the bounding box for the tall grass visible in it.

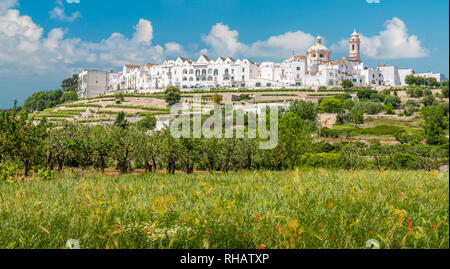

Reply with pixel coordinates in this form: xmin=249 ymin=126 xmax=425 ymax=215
xmin=0 ymin=169 xmax=447 ymax=249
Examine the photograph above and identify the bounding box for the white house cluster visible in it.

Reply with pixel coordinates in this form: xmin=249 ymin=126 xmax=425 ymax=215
xmin=78 ymin=30 xmax=444 ymax=98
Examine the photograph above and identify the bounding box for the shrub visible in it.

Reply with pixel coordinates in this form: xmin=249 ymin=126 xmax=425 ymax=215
xmin=384 ymin=95 xmax=401 ymax=106
xmin=300 ymin=153 xmax=342 ymax=168
xmin=317 ymin=98 xmax=345 ymax=113
xmin=0 ymin=161 xmax=21 ymax=181
xmin=357 ymin=89 xmax=377 ymax=100
xmin=37 ymin=168 xmax=55 ymax=181
xmin=390 ymin=153 xmax=420 ymax=170
xmin=354 ymin=101 xmax=384 ymax=115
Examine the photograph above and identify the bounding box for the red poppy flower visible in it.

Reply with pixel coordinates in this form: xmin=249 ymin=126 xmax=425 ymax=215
xmin=258 ymin=245 xmax=264 ymax=249
xmin=333 ymin=200 xmax=336 ymax=203
xmin=255 ymin=215 xmax=260 ymax=219
xmin=433 ymin=223 xmax=438 ymax=227
xmin=369 ymin=231 xmax=374 ymax=234
xmin=243 ymin=234 xmax=247 ymax=238
xmin=143 ymin=229 xmax=148 ymax=233
xmin=332 ymin=235 xmax=336 ymax=240
xmin=207 ymin=231 xmax=211 ymax=235
xmin=408 ymin=231 xmax=412 ymax=234
xmin=320 ymin=235 xmax=325 ymax=239
xmin=41 ymin=229 xmax=44 ymax=233
xmin=275 ymin=225 xmax=279 ymax=229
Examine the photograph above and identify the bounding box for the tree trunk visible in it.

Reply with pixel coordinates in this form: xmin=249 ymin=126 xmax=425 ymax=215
xmin=100 ymin=155 xmax=105 ymax=173
xmin=24 ymin=159 xmax=30 ymax=177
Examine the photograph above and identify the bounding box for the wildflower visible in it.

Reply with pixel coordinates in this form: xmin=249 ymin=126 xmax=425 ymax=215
xmin=369 ymin=231 xmax=374 ymax=235
xmin=177 ymin=221 xmax=181 ymax=225
xmin=294 ymin=233 xmax=299 ymax=237
xmin=319 ymin=223 xmax=323 ymax=226
xmin=333 ymin=200 xmax=336 ymax=203
xmin=207 ymin=231 xmax=211 ymax=235
xmin=408 ymin=231 xmax=412 ymax=235
xmin=349 ymin=201 xmax=352 ymax=204
xmin=243 ymin=234 xmax=247 ymax=238
xmin=408 ymin=224 xmax=412 ymax=227
xmin=407 ymin=219 xmax=411 ymax=223
xmin=275 ymin=225 xmax=279 ymax=229
xmin=332 ymin=235 xmax=336 ymax=240
xmin=55 ymin=244 xmax=59 ymax=247
xmin=143 ymin=229 xmax=148 ymax=233
xmin=267 ymin=233 xmax=271 ymax=237
xmin=41 ymin=229 xmax=44 ymax=233
xmin=320 ymin=235 xmax=325 ymax=239
xmin=249 ymin=233 xmax=252 ymax=237
xmin=255 ymin=215 xmax=260 ymax=220
xmin=433 ymin=223 xmax=438 ymax=227
xmin=77 ymin=214 xmax=81 ymax=217
xmin=258 ymin=245 xmax=264 ymax=249
xmin=114 ymin=227 xmax=118 ymax=232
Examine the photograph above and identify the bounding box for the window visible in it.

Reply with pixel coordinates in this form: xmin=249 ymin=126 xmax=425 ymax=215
xmin=320 ymin=54 xmax=324 ymax=58
xmin=352 ymin=44 xmax=355 ymax=50
xmin=242 ymin=68 xmax=245 ymax=72
xmin=296 ymin=67 xmax=300 ymax=71
xmin=214 ymin=69 xmax=218 ymax=76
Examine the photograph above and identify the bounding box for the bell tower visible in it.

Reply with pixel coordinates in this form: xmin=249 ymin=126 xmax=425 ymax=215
xmin=349 ymin=29 xmax=360 ymax=63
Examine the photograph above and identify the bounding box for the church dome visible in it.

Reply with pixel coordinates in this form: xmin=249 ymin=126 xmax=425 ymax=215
xmin=307 ymin=35 xmax=330 ymax=63
xmin=307 ymin=36 xmax=330 ymax=53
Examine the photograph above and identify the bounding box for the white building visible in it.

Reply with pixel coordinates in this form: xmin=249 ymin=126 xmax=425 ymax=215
xmin=414 ymin=72 xmax=446 ymax=83
xmin=80 ymin=30 xmax=439 ymax=97
xmin=78 ymin=70 xmax=108 ymax=98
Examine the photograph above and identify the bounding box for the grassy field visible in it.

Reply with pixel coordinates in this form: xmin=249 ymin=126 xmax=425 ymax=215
xmin=0 ymin=169 xmax=448 ymax=249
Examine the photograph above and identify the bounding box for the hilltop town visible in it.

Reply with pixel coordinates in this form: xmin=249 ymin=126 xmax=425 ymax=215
xmin=78 ymin=30 xmax=445 ymax=98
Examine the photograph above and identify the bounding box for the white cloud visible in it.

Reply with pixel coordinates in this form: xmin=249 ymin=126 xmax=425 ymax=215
xmin=66 ymin=0 xmax=80 ymax=3
xmin=132 ymin=18 xmax=153 ymax=44
xmin=0 ymin=0 xmax=18 ymax=13
xmin=50 ymin=6 xmax=81 ymax=22
xmin=0 ymin=6 xmax=183 ymax=78
xmin=165 ymin=42 xmax=185 ymax=56
xmin=332 ymin=17 xmax=428 ymax=59
xmin=50 ymin=0 xmax=81 ymax=22
xmin=366 ymin=0 xmax=380 ymax=3
xmin=201 ymin=23 xmax=315 ymax=59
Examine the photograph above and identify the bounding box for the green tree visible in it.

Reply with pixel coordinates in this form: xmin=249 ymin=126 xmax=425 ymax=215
xmin=384 ymin=95 xmax=401 ymax=106
xmin=165 ymin=86 xmax=181 ymax=106
xmin=342 ymin=80 xmax=354 ymax=89
xmin=289 ymin=100 xmax=317 ymax=122
xmin=61 ymin=74 xmax=79 ymax=92
xmin=137 ymin=115 xmax=157 ymax=131
xmin=349 ymin=108 xmax=364 ymax=125
xmin=277 ymin=112 xmax=312 ymax=169
xmin=110 ymin=127 xmax=140 ymax=173
xmin=405 ymin=75 xmax=416 ymax=86
xmin=114 ymin=112 xmax=129 ymax=129
xmin=441 ymin=86 xmax=449 ymax=98
xmin=212 ymin=94 xmax=223 ymax=104
xmin=317 ymin=98 xmax=345 ymax=113
xmin=421 ymin=106 xmax=446 ymax=145
xmin=384 ymin=103 xmax=395 ymax=115
xmin=422 ymin=95 xmax=436 ymax=107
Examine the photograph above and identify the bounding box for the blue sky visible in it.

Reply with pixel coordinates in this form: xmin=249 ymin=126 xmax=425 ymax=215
xmin=0 ymin=0 xmax=448 ymax=108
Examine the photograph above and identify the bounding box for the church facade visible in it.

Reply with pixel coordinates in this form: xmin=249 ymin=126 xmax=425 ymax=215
xmin=78 ymin=30 xmax=428 ymax=98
